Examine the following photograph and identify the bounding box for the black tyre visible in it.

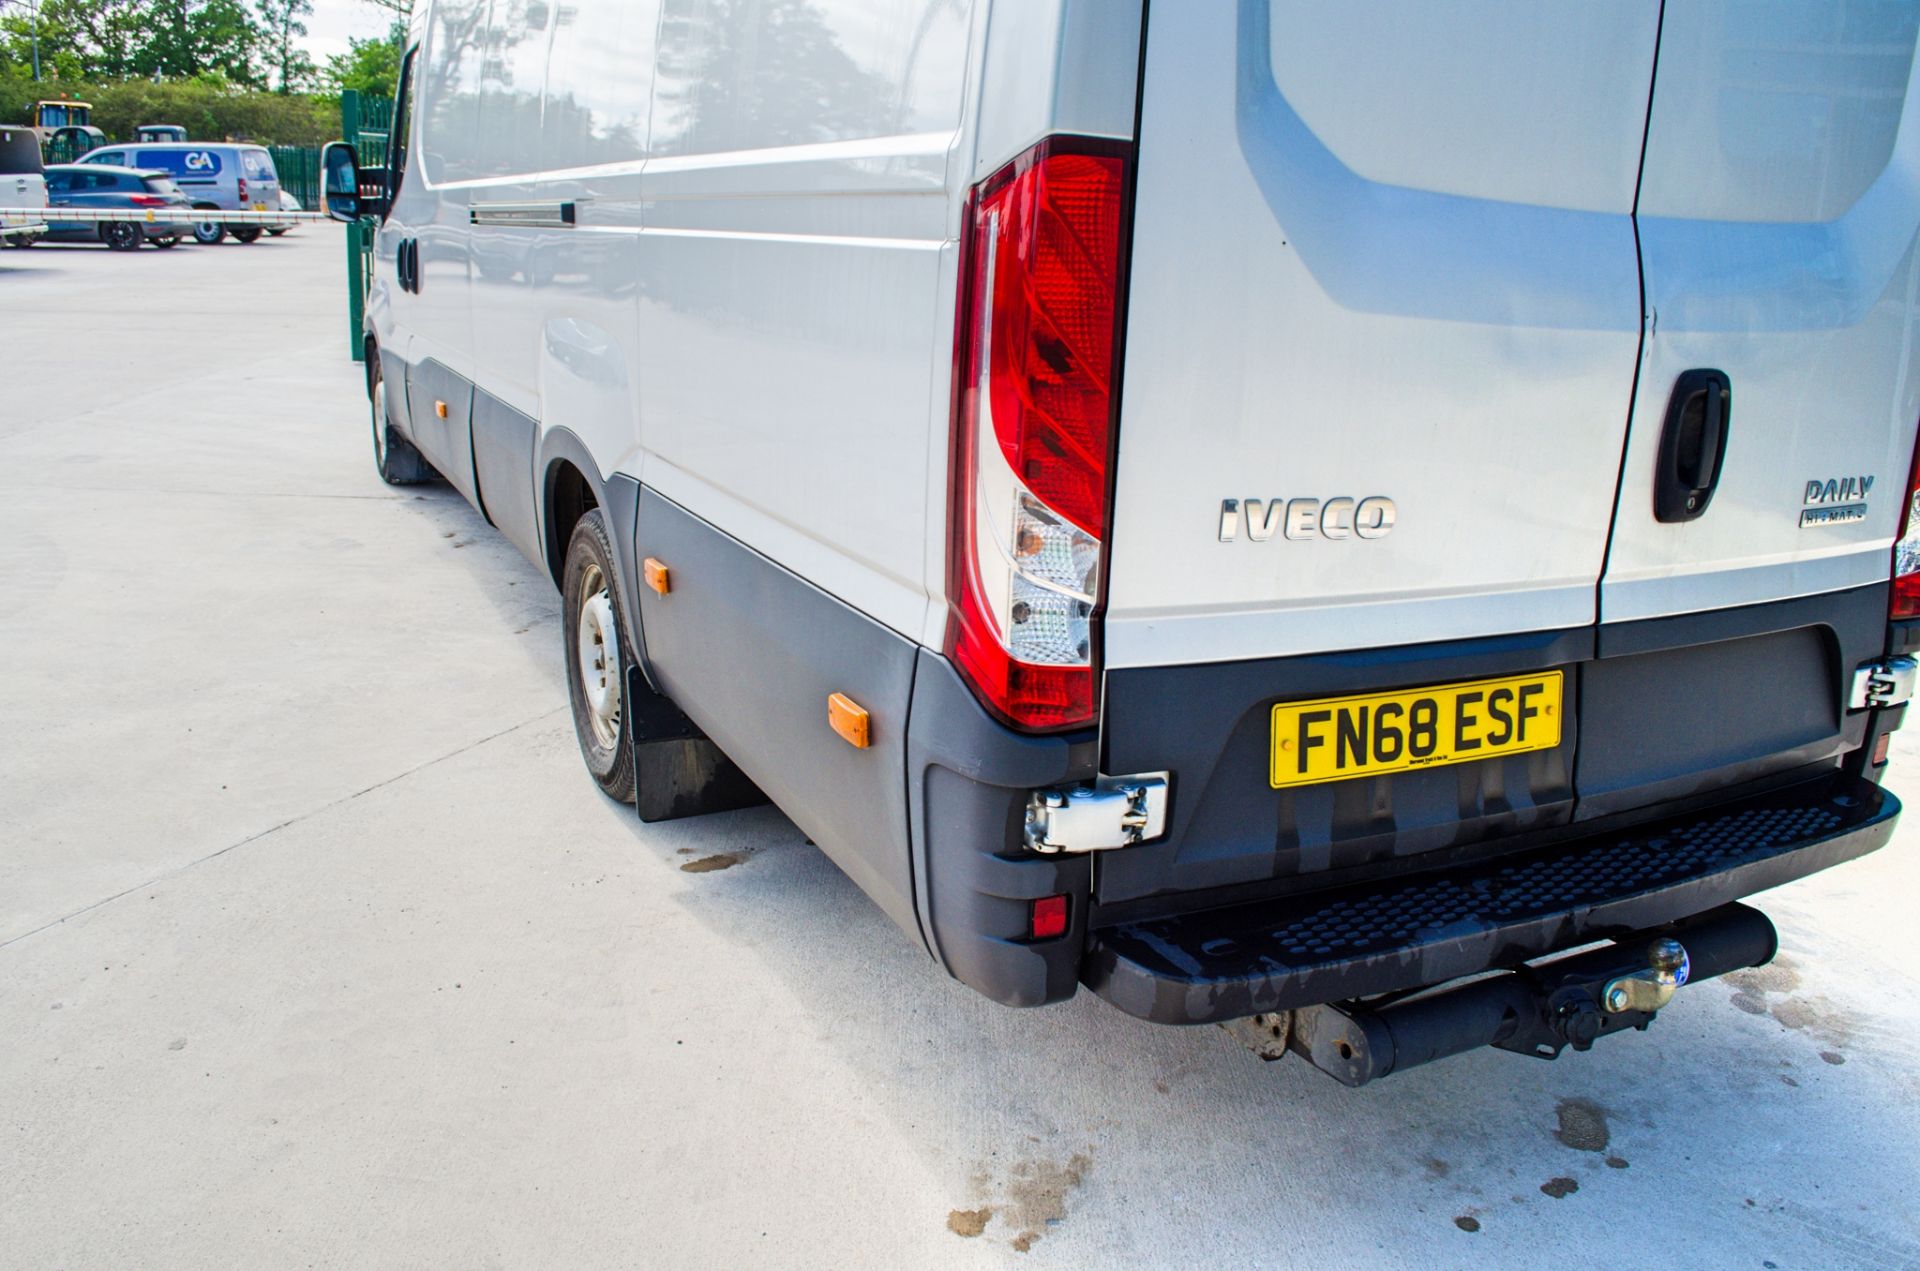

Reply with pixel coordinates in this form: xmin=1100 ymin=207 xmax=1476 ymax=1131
xmin=3 ymin=233 xmax=36 ymax=249
xmin=563 ymin=509 xmax=636 ymax=804
xmin=193 ymin=213 xmax=226 ymax=246
xmin=265 ymin=228 xmax=289 ymax=237
xmin=368 ymin=358 xmax=434 ymax=485
xmin=232 ymin=227 xmax=263 ymax=244
xmin=102 ymin=222 xmax=141 ymax=251
xmin=150 ymin=235 xmax=179 ymax=249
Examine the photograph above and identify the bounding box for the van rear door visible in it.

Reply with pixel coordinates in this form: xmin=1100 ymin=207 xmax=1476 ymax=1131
xmin=1103 ymin=3 xmax=1661 ymax=672
xmin=1599 ymin=5 xmax=1920 ymax=624
xmin=1 ymin=128 xmax=45 ymax=211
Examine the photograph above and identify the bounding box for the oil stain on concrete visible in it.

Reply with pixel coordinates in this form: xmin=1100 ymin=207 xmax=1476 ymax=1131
xmin=1552 ymin=1097 xmax=1610 ymax=1153
xmin=950 ymin=1149 xmax=1093 ymax=1253
xmin=1725 ymin=954 xmax=1858 ymax=1056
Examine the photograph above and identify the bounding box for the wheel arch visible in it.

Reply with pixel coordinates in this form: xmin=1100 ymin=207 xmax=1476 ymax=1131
xmin=539 ymin=430 xmax=603 ymax=592
xmin=538 ymin=428 xmax=648 ymax=676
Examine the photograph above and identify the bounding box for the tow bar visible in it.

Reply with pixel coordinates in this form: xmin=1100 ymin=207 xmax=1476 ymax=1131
xmin=1249 ymin=903 xmax=1777 ymax=1087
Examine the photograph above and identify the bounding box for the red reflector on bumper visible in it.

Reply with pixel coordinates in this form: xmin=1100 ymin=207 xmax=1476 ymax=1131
xmin=1030 ymin=894 xmax=1069 ymax=940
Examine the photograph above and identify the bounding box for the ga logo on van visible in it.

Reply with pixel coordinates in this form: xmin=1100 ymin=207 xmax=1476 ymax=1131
xmin=138 ymin=149 xmax=221 ymax=179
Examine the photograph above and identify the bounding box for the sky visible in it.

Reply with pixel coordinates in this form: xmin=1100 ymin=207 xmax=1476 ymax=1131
xmin=301 ymin=0 xmax=401 ymax=68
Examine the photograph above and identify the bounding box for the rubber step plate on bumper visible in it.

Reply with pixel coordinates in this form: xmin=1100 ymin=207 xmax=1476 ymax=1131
xmin=1085 ymin=773 xmax=1898 ymax=1024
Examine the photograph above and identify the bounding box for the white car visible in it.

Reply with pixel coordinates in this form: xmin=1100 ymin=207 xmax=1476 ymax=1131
xmin=266 ymin=187 xmax=299 ymax=236
xmin=323 ymin=0 xmax=1920 ymax=1084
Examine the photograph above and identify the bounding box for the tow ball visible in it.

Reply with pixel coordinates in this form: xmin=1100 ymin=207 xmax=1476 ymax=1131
xmin=1229 ymin=903 xmax=1774 ymax=1087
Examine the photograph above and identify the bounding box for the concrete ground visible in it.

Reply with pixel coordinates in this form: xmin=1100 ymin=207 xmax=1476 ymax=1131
xmin=3 ymin=231 xmax=1919 ymax=1270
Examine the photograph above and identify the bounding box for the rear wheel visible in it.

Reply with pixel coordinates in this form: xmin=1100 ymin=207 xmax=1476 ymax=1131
xmin=232 ymin=227 xmax=263 ymax=245
xmin=150 ymin=235 xmax=179 ymax=249
xmin=563 ymin=509 xmax=636 ymax=804
xmin=368 ymin=360 xmax=434 ymax=486
xmin=102 ymin=222 xmax=141 ymax=251
xmin=193 ymin=212 xmax=225 ymax=246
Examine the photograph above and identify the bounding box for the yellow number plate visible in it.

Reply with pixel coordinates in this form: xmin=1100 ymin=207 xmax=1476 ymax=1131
xmin=1269 ymin=670 xmax=1563 ymax=789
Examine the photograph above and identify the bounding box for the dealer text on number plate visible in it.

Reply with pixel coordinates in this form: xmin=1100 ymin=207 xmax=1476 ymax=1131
xmin=1268 ymin=670 xmax=1563 ymax=789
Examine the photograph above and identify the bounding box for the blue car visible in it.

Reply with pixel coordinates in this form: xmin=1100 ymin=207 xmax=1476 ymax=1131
xmin=42 ymin=164 xmax=195 ymax=250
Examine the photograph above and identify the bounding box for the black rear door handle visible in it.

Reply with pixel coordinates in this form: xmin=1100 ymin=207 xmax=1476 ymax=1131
xmin=1654 ymin=369 xmax=1732 ymax=523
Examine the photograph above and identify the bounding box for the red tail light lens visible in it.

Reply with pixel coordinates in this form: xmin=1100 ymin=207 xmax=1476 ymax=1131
xmin=1893 ymin=439 xmax=1920 ymax=618
xmin=948 ymin=137 xmax=1132 ymax=732
xmin=237 ymin=177 xmax=248 ymax=204
xmin=126 ymin=194 xmax=165 ymax=207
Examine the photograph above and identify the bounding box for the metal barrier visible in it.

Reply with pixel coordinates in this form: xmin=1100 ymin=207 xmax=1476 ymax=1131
xmin=0 ymin=208 xmax=330 ymax=227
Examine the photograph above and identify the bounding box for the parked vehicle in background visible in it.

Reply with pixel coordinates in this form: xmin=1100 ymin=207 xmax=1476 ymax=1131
xmin=42 ymin=165 xmax=192 ymax=250
xmin=27 ymin=99 xmax=90 ymax=143
xmin=325 ymin=0 xmax=1918 ymax=1086
xmin=46 ymin=125 xmax=106 ymax=161
xmin=81 ymin=142 xmax=281 ymax=245
xmin=135 ymin=125 xmax=189 ymax=144
xmin=0 ymin=125 xmax=47 ymax=248
xmin=267 ymin=187 xmax=300 ymax=236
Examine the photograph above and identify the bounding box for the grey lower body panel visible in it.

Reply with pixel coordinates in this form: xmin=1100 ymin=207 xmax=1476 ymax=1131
xmin=1095 ymin=585 xmax=1886 ymax=920
xmin=633 ymin=489 xmax=924 ymax=947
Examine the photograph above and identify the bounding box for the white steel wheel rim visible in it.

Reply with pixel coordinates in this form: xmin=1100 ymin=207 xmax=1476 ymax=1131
xmin=371 ymin=379 xmax=389 ymax=466
xmin=577 ymin=564 xmax=621 ymax=750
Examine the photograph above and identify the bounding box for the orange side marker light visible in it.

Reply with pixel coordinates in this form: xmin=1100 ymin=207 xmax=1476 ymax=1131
xmin=643 ymin=557 xmax=670 ymax=596
xmin=827 ymin=693 xmax=870 ymax=749
xmin=434 ymin=399 xmax=449 ymax=419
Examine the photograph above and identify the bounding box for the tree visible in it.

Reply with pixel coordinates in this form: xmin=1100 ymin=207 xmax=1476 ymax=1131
xmin=255 ymin=0 xmax=313 ymax=92
xmin=323 ymin=20 xmax=402 ymax=99
xmin=129 ymin=0 xmax=263 ymax=86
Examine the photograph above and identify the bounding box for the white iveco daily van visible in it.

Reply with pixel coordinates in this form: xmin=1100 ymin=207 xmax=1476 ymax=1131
xmin=324 ymin=1 xmax=1920 ymax=1084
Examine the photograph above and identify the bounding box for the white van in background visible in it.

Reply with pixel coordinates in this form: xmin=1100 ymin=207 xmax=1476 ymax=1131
xmin=82 ymin=142 xmax=283 ymax=244
xmin=1 ymin=126 xmax=48 ymax=247
xmin=323 ymin=1 xmax=1920 ymax=1084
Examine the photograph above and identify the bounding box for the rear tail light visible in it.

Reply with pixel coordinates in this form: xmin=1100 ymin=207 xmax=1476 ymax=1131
xmin=237 ymin=177 xmax=248 ymax=204
xmin=127 ymin=194 xmax=166 ymax=207
xmin=947 ymin=137 xmax=1132 ymax=731
xmin=1892 ymin=438 xmax=1920 ymax=618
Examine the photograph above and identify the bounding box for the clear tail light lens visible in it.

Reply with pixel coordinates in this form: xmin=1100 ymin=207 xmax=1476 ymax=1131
xmin=1892 ymin=439 xmax=1920 ymax=618
xmin=948 ymin=137 xmax=1131 ymax=731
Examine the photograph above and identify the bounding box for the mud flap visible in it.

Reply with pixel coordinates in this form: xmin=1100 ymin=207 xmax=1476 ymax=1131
xmin=626 ymin=666 xmax=768 ymax=823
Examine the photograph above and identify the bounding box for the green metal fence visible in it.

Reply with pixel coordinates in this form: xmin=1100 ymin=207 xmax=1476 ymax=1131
xmin=41 ymin=135 xmax=87 ymax=165
xmin=341 ymin=90 xmax=394 ymax=363
xmin=269 ymin=145 xmax=321 ymax=210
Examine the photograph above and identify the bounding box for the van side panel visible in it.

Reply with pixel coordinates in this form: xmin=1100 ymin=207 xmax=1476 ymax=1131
xmin=404 ymin=359 xmax=478 ymax=505
xmin=470 ymin=389 xmax=543 ymax=568
xmin=630 ymin=0 xmax=976 ymax=644
xmin=635 ymin=489 xmax=924 ymax=945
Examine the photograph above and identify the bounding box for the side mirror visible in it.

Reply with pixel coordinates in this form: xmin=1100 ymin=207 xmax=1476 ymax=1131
xmin=322 ymin=140 xmax=382 ymax=222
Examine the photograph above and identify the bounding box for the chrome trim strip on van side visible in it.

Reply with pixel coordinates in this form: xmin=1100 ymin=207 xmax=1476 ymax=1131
xmin=469 ymin=200 xmax=575 ymax=228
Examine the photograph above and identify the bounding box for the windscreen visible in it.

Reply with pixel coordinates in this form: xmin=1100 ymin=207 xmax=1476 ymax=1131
xmin=0 ymin=128 xmax=43 ymax=176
